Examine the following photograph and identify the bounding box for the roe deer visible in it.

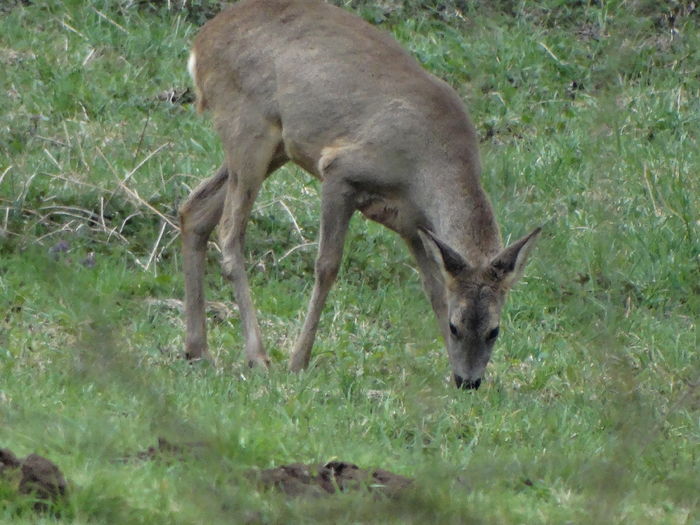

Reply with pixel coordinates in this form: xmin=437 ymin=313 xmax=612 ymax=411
xmin=180 ymin=0 xmax=541 ymax=389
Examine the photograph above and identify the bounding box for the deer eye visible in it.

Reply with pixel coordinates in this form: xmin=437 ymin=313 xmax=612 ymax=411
xmin=486 ymin=326 xmax=500 ymax=342
xmin=449 ymin=322 xmax=459 ymax=338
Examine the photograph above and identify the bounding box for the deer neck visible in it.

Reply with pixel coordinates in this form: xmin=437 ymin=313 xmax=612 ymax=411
xmin=426 ymin=172 xmax=502 ymax=269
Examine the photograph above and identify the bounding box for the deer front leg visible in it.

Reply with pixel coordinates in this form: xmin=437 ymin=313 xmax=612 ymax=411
xmin=289 ymin=180 xmax=355 ymax=371
xmin=179 ymin=166 xmax=228 ymax=361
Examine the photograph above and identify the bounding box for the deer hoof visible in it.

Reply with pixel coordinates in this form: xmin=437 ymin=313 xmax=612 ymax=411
xmin=247 ymin=355 xmax=271 ymax=369
xmin=185 ymin=346 xmax=213 ymax=363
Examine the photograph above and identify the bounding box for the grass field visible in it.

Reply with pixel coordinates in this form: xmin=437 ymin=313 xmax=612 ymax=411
xmin=1 ymin=0 xmax=698 ymax=523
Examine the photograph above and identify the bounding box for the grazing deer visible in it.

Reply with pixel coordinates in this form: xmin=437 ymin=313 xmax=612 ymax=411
xmin=180 ymin=0 xmax=541 ymax=389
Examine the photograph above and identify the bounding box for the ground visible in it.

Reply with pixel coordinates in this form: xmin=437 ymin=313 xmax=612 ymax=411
xmin=0 ymin=0 xmax=698 ymax=523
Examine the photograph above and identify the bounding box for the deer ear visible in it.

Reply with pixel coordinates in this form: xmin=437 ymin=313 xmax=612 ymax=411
xmin=490 ymin=227 xmax=541 ymax=288
xmin=418 ymin=228 xmax=470 ymax=280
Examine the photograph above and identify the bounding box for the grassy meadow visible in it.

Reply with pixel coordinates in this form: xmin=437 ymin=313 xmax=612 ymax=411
xmin=1 ymin=0 xmax=698 ymax=522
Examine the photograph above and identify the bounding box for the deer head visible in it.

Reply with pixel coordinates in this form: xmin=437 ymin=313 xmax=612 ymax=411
xmin=419 ymin=227 xmax=541 ymax=389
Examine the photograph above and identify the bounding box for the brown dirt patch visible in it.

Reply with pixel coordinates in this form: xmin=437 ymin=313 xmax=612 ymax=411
xmin=251 ymin=460 xmax=413 ymax=498
xmin=126 ymin=438 xmax=413 ymax=498
xmin=1 ymin=447 xmax=68 ymax=511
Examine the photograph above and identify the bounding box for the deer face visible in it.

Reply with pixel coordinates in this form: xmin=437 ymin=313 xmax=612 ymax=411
xmin=444 ymin=276 xmax=505 ymax=389
xmin=419 ymin=228 xmax=541 ymax=390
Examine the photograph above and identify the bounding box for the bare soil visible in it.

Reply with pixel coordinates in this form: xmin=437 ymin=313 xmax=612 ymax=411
xmin=129 ymin=438 xmax=413 ymax=498
xmin=0 ymin=447 xmax=68 ymax=511
xmin=252 ymin=460 xmax=413 ymax=498
xmin=2 ymin=437 xmax=413 ymax=516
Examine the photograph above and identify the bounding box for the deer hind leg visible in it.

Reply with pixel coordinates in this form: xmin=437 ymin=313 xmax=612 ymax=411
xmin=218 ymin=122 xmax=282 ymax=368
xmin=289 ymin=175 xmax=356 ymax=372
xmin=180 ymin=165 xmax=228 ymax=361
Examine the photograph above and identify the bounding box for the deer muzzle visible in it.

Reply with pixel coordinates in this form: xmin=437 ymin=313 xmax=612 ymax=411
xmin=454 ymin=374 xmax=481 ymax=390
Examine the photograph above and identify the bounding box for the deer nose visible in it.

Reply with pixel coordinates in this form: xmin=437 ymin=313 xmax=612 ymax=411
xmin=454 ymin=375 xmax=481 ymax=390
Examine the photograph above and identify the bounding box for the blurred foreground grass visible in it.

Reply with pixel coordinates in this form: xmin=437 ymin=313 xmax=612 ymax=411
xmin=1 ymin=0 xmax=698 ymax=523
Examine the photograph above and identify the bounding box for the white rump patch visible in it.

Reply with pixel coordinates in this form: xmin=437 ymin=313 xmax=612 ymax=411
xmin=187 ymin=51 xmax=197 ymax=83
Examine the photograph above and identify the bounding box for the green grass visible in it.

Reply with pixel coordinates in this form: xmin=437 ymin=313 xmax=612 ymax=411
xmin=1 ymin=0 xmax=698 ymax=523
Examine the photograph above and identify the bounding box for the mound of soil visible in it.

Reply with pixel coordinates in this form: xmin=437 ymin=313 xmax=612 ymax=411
xmin=0 ymin=448 xmax=21 ymax=471
xmin=126 ymin=438 xmax=413 ymax=499
xmin=0 ymin=447 xmax=68 ymax=511
xmin=252 ymin=460 xmax=412 ymax=498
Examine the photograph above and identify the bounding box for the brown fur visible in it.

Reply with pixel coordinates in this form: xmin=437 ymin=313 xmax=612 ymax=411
xmin=179 ymin=0 xmax=540 ymax=387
